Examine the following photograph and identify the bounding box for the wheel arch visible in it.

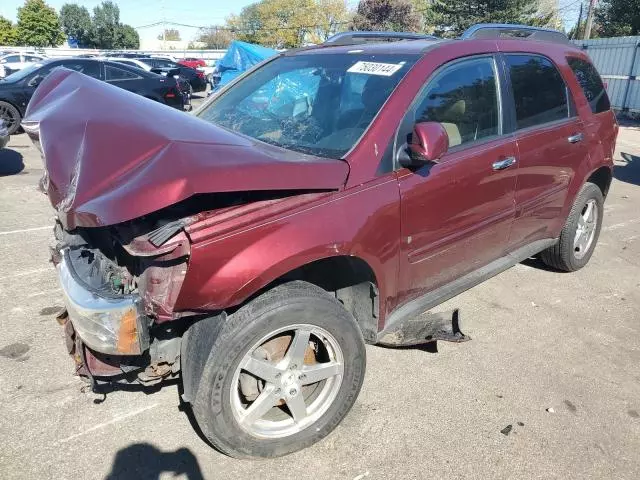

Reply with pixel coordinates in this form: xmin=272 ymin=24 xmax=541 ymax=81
xmin=228 ymin=254 xmax=382 ymax=343
xmin=586 ymin=165 xmax=613 ymax=198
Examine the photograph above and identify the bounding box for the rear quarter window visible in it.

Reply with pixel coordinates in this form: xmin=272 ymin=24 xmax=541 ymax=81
xmin=567 ymin=57 xmax=610 ymax=114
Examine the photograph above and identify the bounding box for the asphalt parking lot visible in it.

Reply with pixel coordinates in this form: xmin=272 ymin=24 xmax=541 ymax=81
xmin=0 ymin=103 xmax=639 ymax=479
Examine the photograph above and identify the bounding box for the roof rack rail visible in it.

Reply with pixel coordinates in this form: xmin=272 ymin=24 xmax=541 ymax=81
xmin=324 ymin=31 xmax=438 ymax=46
xmin=461 ymin=23 xmax=569 ymax=44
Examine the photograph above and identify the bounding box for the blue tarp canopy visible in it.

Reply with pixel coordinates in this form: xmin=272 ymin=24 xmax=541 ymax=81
xmin=216 ymin=41 xmax=278 ymax=88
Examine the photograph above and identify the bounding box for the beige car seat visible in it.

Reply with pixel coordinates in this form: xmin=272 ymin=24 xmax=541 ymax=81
xmin=439 ymin=99 xmax=465 ymax=147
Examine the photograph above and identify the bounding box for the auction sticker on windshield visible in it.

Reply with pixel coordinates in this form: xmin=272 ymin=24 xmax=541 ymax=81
xmin=347 ymin=61 xmax=405 ymax=76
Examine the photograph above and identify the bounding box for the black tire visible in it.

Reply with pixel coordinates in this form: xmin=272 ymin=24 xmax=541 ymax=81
xmin=541 ymin=182 xmax=604 ymax=272
xmin=187 ymin=281 xmax=366 ymax=459
xmin=0 ymin=101 xmax=21 ymax=135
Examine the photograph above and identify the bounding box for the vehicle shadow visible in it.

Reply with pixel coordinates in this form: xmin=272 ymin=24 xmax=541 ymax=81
xmin=520 ymin=255 xmax=563 ymax=272
xmin=0 ymin=148 xmax=24 ymax=176
xmin=104 ymin=443 xmax=205 ymax=480
xmin=615 ymin=152 xmax=640 ymax=186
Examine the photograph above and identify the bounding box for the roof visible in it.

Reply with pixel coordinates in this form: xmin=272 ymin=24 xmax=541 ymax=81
xmin=287 ymin=38 xmax=448 ymax=56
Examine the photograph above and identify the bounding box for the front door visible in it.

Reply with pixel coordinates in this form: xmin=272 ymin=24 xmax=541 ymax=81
xmin=396 ymin=55 xmax=518 ymax=308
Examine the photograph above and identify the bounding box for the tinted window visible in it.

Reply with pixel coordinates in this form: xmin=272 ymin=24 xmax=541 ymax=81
xmin=59 ymin=61 xmax=101 ymax=79
xmin=155 ymin=60 xmax=176 ymax=68
xmin=25 ymin=55 xmax=42 ymax=62
xmin=1 ymin=55 xmax=20 ymax=63
xmin=199 ymin=53 xmax=419 ymax=158
xmin=506 ymin=55 xmax=569 ymax=129
xmin=115 ymin=60 xmax=137 ymax=68
xmin=567 ymin=57 xmax=610 ymax=114
xmin=105 ymin=65 xmax=140 ymax=81
xmin=413 ymin=57 xmax=500 ymax=147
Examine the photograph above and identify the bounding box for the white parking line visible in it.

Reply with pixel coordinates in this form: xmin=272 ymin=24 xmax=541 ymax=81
xmin=0 ymin=226 xmax=50 ymax=236
xmin=58 ymin=404 xmax=159 ymax=444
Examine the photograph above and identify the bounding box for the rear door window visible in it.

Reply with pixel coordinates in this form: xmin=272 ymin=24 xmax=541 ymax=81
xmin=59 ymin=61 xmax=101 ymax=79
xmin=1 ymin=55 xmax=20 ymax=64
xmin=105 ymin=65 xmax=141 ymax=81
xmin=567 ymin=57 xmax=610 ymax=113
xmin=505 ymin=54 xmax=570 ymax=129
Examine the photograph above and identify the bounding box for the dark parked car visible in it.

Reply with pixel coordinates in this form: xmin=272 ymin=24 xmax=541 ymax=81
xmin=134 ymin=57 xmax=207 ymax=93
xmin=26 ymin=25 xmax=616 ymax=459
xmin=0 ymin=58 xmax=185 ymax=134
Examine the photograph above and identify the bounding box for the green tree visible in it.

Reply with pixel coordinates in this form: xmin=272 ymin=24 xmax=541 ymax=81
xmin=157 ymin=28 xmax=181 ymax=41
xmin=89 ymin=2 xmax=138 ymax=49
xmin=309 ymin=0 xmax=350 ymax=42
xmin=429 ymin=0 xmax=553 ymax=37
xmin=90 ymin=1 xmax=120 ymax=49
xmin=15 ymin=0 xmax=65 ymax=47
xmin=59 ymin=3 xmax=92 ymax=46
xmin=227 ymin=3 xmax=263 ymax=45
xmin=226 ymin=0 xmax=348 ymax=48
xmin=0 ymin=16 xmax=18 ymax=46
xmin=118 ymin=24 xmax=140 ymax=49
xmin=596 ymin=0 xmax=640 ymax=36
xmin=351 ymin=0 xmax=421 ymax=32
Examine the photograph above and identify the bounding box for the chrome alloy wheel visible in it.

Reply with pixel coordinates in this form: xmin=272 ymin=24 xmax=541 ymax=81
xmin=574 ymin=199 xmax=598 ymax=259
xmin=230 ymin=324 xmax=344 ymax=439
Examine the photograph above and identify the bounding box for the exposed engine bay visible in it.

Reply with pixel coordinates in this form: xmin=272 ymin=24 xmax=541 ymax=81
xmin=50 ymin=208 xmax=193 ymax=387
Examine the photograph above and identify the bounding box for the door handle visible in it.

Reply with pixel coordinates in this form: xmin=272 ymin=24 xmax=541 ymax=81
xmin=568 ymin=133 xmax=584 ymax=143
xmin=492 ymin=156 xmax=517 ymax=171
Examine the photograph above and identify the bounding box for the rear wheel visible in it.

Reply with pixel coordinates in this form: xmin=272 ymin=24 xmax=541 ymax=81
xmin=0 ymin=101 xmax=21 ymax=135
xmin=187 ymin=281 xmax=366 ymax=458
xmin=541 ymin=182 xmax=604 ymax=271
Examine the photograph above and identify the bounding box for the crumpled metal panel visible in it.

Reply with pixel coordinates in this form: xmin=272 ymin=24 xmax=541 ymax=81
xmin=24 ymin=68 xmax=349 ymax=229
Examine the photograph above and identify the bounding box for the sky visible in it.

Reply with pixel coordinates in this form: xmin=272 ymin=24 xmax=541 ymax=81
xmin=0 ymin=0 xmax=584 ymax=45
xmin=0 ymin=0 xmax=258 ymax=43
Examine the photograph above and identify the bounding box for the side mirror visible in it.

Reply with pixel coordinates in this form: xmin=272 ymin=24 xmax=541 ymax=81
xmin=28 ymin=75 xmax=43 ymax=88
xmin=401 ymin=121 xmax=449 ymax=168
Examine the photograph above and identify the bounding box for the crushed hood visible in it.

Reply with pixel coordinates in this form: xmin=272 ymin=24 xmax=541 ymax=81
xmin=24 ymin=69 xmax=349 ymax=229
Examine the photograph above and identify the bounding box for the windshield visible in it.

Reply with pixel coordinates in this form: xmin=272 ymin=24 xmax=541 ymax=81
xmin=197 ymin=53 xmax=419 ymax=158
xmin=1 ymin=63 xmax=43 ymax=82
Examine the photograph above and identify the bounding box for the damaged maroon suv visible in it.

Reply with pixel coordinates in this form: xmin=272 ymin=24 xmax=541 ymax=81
xmin=25 ymin=24 xmax=617 ymax=458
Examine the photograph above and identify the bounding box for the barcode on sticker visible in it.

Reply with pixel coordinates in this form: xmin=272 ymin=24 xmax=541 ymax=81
xmin=347 ymin=61 xmax=404 ymax=76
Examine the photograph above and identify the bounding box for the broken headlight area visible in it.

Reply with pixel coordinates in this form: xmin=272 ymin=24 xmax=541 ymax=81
xmin=51 ymin=215 xmax=192 ymax=386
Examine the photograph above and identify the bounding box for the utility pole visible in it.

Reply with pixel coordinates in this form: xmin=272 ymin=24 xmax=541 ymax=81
xmin=161 ymin=0 xmax=166 ymax=50
xmin=574 ymin=2 xmax=584 ymax=40
xmin=584 ymin=0 xmax=597 ymax=40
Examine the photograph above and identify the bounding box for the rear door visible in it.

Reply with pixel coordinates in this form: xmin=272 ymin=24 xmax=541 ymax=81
xmin=503 ymin=54 xmax=589 ymax=249
xmin=396 ymin=55 xmax=518 ymax=306
xmin=104 ymin=64 xmax=147 ymax=95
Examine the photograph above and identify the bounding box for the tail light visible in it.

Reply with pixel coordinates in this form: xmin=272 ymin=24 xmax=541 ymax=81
xmin=196 ymin=71 xmax=205 ymax=79
xmin=164 ymin=85 xmax=177 ymax=99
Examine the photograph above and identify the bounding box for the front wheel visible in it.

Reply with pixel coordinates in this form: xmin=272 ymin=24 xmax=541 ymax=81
xmin=541 ymin=182 xmax=604 ymax=271
xmin=187 ymin=281 xmax=366 ymax=458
